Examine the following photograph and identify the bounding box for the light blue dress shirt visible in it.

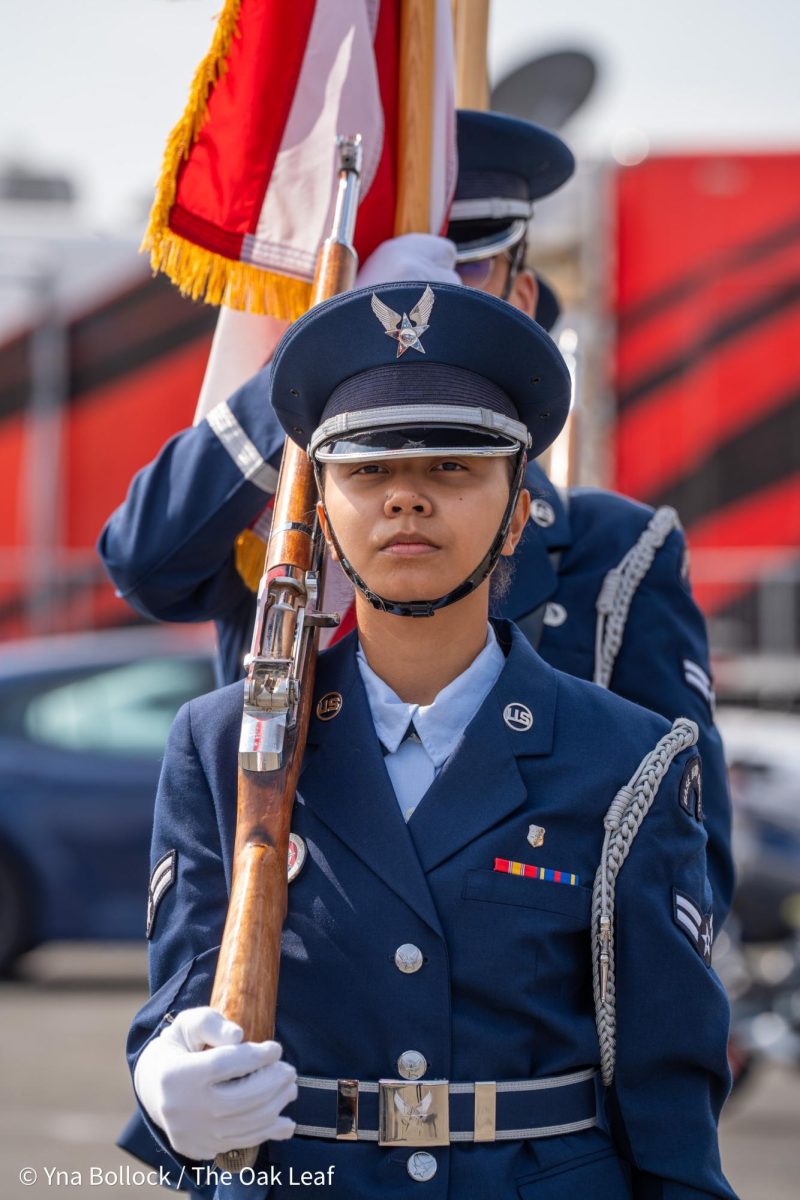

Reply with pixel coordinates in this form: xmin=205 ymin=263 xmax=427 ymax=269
xmin=356 ymin=625 xmax=505 ymax=821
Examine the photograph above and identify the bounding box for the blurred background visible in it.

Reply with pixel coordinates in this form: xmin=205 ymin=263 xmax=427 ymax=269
xmin=1 ymin=0 xmax=799 ymax=1196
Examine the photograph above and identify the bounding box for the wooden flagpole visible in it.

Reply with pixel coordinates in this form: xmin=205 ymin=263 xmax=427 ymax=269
xmin=452 ymin=0 xmax=491 ymax=110
xmin=394 ymin=0 xmax=438 ymax=235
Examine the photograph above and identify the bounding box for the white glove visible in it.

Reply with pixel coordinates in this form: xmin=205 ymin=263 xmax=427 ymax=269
xmin=355 ymin=233 xmax=461 ymax=288
xmin=134 ymin=1006 xmax=297 ymax=1161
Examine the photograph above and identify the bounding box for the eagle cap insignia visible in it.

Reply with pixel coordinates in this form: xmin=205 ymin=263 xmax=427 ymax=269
xmin=371 ymin=285 xmax=435 ymax=357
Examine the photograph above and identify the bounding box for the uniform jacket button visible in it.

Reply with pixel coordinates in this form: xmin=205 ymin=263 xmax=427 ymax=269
xmin=531 ymin=498 xmax=556 ymax=527
xmin=407 ymin=1151 xmax=437 ymax=1182
xmin=397 ymin=1050 xmax=428 ymax=1079
xmin=543 ymin=601 xmax=567 ymax=627
xmin=394 ymin=943 xmax=424 ymax=973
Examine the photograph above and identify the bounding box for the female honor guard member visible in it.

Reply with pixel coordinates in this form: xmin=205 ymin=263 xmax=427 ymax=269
xmin=99 ymin=113 xmax=732 ymax=935
xmin=128 ymin=282 xmax=736 ymax=1200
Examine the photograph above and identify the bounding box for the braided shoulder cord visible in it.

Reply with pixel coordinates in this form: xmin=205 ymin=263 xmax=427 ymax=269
xmin=591 ymin=717 xmax=699 ymax=1086
xmin=593 ymin=506 xmax=681 ymax=689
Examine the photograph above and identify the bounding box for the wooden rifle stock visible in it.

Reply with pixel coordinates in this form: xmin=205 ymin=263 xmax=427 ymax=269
xmin=209 ymin=139 xmax=361 ymax=1173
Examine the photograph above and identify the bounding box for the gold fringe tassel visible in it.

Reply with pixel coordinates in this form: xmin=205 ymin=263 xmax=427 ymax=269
xmin=141 ymin=0 xmax=312 ymax=320
xmin=142 ymin=0 xmax=242 ymax=259
xmin=148 ymin=229 xmax=313 ymax=319
xmin=234 ymin=529 xmax=270 ymax=594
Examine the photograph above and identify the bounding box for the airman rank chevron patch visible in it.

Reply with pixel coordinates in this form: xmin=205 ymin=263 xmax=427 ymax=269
xmin=673 ymin=888 xmax=713 ymax=966
xmin=683 ymin=658 xmax=716 ymax=713
xmin=146 ymin=849 xmax=176 ymax=940
xmin=494 ymin=858 xmax=580 ymax=886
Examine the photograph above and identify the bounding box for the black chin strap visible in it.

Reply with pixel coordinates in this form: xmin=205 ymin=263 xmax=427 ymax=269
xmin=314 ymin=453 xmax=526 ymax=618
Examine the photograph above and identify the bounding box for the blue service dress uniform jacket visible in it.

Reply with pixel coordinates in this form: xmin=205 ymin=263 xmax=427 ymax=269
xmin=127 ymin=622 xmax=736 ymax=1200
xmin=97 ymin=370 xmax=733 ymax=924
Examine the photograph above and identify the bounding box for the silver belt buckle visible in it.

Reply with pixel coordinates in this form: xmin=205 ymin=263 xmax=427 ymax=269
xmin=378 ymin=1080 xmax=450 ymax=1147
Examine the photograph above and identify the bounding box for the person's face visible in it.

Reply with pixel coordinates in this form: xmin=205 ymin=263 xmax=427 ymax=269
xmin=318 ymin=454 xmax=530 ymax=604
xmin=457 ymin=252 xmax=539 ymax=316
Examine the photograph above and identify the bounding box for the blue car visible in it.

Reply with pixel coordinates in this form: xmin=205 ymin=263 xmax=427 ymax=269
xmin=0 ymin=626 xmax=216 ymax=973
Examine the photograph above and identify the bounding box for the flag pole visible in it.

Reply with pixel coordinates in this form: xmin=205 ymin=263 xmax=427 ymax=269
xmin=394 ymin=0 xmax=437 ymax=235
xmin=452 ymin=0 xmax=491 ymax=109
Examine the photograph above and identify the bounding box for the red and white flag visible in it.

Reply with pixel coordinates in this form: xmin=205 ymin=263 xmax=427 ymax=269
xmin=145 ymin=0 xmax=456 ymax=323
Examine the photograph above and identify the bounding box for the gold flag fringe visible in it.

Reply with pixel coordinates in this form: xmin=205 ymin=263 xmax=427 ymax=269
xmin=148 ymin=229 xmax=313 ymax=319
xmin=234 ymin=528 xmax=270 ymax=594
xmin=141 ymin=0 xmax=242 ymax=263
xmin=140 ymin=0 xmax=312 ymax=320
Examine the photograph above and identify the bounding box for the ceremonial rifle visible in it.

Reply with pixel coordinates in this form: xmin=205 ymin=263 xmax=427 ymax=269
xmin=208 ymin=136 xmax=362 ymax=1172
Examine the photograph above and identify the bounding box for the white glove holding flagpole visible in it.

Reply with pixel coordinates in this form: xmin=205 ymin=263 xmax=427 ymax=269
xmin=193 ymin=234 xmax=461 ymax=424
xmin=355 ymin=232 xmax=460 ymax=289
xmin=134 ymin=1007 xmax=297 ymax=1161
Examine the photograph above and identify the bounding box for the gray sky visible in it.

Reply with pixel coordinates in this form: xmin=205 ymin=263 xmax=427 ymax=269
xmin=2 ymin=0 xmax=799 ymax=231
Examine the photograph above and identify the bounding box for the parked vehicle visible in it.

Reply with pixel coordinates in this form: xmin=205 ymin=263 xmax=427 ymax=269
xmin=714 ymin=707 xmax=800 ymax=1093
xmin=0 ymin=625 xmax=216 ymax=973
xmin=717 ymin=707 xmax=800 ymax=945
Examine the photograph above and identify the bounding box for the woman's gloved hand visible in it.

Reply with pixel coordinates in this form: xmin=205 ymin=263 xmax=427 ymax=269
xmin=134 ymin=1006 xmax=297 ymax=1161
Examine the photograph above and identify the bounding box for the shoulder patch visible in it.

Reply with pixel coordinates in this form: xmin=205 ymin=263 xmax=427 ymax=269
xmin=683 ymin=658 xmax=716 ymax=713
xmin=146 ymin=850 xmax=176 ymax=939
xmin=678 ymin=754 xmax=703 ymax=821
xmin=673 ymin=888 xmax=713 ymax=965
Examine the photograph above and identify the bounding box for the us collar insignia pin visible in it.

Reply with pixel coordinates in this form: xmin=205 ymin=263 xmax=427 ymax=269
xmin=371 ymin=285 xmax=435 ymax=357
xmin=527 ymin=824 xmax=545 ymax=848
xmin=503 ymin=702 xmax=533 ymax=732
xmin=287 ymin=833 xmax=307 ymax=883
xmin=317 ymin=691 xmax=343 ymax=720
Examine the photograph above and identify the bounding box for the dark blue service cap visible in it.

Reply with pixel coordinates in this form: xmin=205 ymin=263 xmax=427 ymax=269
xmin=269 ymin=281 xmax=571 ymax=460
xmin=448 ymin=110 xmax=575 ymax=262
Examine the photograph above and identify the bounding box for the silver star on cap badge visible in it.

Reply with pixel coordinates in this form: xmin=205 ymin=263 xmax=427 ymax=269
xmin=370 ymin=285 xmax=435 ymax=357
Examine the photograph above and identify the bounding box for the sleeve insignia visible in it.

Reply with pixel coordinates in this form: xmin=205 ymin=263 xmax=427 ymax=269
xmin=683 ymin=658 xmax=716 ymax=714
xmin=679 ymin=754 xmax=703 ymax=821
xmin=673 ymin=888 xmax=713 ymax=966
xmin=146 ymin=849 xmax=176 ymax=940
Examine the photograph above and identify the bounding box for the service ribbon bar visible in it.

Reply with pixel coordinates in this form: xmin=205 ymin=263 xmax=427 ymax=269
xmin=494 ymin=858 xmax=580 ymax=886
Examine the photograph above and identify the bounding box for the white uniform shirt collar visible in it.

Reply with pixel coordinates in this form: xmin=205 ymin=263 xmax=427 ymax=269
xmin=356 ymin=624 xmax=505 ymax=769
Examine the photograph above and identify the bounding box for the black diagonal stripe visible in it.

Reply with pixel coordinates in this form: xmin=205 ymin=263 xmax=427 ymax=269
xmin=619 ymin=215 xmax=800 ymax=333
xmin=0 ymin=276 xmax=216 ymax=424
xmin=618 ymin=277 xmax=800 ymax=412
xmin=648 ymin=390 xmax=800 ymax=526
xmin=0 ymin=331 xmax=34 ymax=422
xmin=69 ymin=276 xmax=215 ymax=401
